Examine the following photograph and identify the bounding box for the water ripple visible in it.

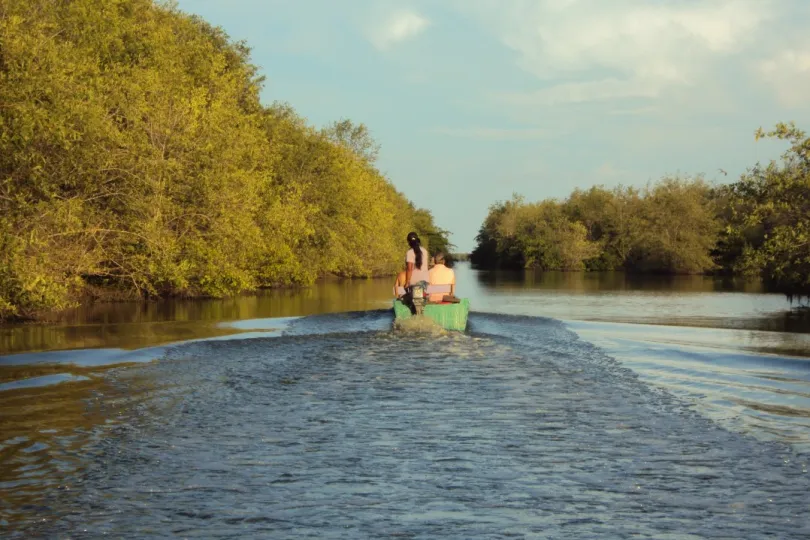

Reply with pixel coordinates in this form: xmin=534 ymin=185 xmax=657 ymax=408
xmin=3 ymin=313 xmax=809 ymax=538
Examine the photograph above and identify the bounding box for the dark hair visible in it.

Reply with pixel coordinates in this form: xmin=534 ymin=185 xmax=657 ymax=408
xmin=433 ymin=251 xmax=445 ymax=264
xmin=407 ymin=231 xmax=423 ymax=270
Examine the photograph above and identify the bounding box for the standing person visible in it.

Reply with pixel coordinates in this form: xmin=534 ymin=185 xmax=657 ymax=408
xmin=404 ymin=232 xmax=430 ymax=313
xmin=428 ymin=251 xmax=455 ymax=302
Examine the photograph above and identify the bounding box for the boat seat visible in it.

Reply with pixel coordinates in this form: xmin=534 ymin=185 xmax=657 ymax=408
xmin=426 ymin=284 xmax=452 ymax=294
xmin=395 ymin=284 xmax=453 ymax=296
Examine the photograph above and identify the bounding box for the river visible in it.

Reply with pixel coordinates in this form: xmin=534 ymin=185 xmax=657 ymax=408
xmin=1 ymin=263 xmax=809 ymax=538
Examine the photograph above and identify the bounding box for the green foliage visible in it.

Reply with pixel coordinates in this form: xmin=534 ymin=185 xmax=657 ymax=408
xmin=412 ymin=208 xmax=456 ymax=263
xmin=0 ymin=223 xmax=81 ymax=320
xmin=498 ymin=198 xmax=599 ymax=270
xmin=322 ymin=119 xmax=380 ymax=164
xmin=563 ymin=185 xmax=643 ymax=270
xmin=473 ymin=178 xmax=720 ymax=274
xmin=473 ymin=123 xmax=810 ymax=299
xmin=0 ymin=0 xmax=450 ymax=320
xmin=717 ymin=123 xmax=810 ymax=299
xmin=629 ymin=177 xmax=720 ymax=273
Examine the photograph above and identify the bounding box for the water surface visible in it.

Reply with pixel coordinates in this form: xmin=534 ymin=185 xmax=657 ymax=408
xmin=2 ymin=264 xmax=809 ymax=537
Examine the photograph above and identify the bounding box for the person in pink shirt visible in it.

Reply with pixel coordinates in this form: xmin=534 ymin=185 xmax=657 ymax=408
xmin=428 ymin=251 xmax=455 ymax=302
xmin=401 ymin=231 xmax=430 ymax=313
xmin=404 ymin=231 xmax=430 ymax=287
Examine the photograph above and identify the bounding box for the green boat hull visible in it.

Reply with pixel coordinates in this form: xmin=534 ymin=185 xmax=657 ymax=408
xmin=393 ymin=298 xmax=470 ymax=331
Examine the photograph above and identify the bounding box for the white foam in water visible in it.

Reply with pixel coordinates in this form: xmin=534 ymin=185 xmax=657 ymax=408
xmin=392 ymin=314 xmax=448 ymax=336
xmin=216 ymin=316 xmax=301 ymax=332
xmin=0 ymin=373 xmax=90 ymax=392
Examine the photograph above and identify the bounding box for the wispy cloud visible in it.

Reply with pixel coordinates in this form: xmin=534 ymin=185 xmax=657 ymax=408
xmin=594 ymin=162 xmax=630 ymax=180
xmin=498 ymin=78 xmax=660 ymax=106
xmin=431 ymin=126 xmax=552 ymax=140
xmin=368 ymin=10 xmax=430 ymax=51
xmin=758 ymin=46 xmax=810 ymax=107
xmin=455 ymin=0 xmax=793 ymax=106
xmin=606 ymin=106 xmax=659 ymax=117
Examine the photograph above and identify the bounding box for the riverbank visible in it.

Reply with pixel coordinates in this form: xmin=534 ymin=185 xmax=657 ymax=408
xmin=3 ymin=270 xmax=404 ymax=326
xmin=0 ymin=0 xmax=452 ymax=323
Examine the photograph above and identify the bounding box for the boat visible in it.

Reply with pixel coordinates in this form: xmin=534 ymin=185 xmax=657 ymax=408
xmin=392 ymin=284 xmax=470 ymax=331
xmin=393 ymin=298 xmax=470 ymax=331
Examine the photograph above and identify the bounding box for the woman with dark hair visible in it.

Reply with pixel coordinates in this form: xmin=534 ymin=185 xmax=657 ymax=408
xmin=404 ymin=231 xmax=430 ymax=314
xmin=405 ymin=231 xmax=430 ymax=285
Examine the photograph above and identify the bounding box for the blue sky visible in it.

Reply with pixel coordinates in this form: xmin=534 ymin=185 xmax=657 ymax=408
xmin=177 ymin=0 xmax=810 ymax=251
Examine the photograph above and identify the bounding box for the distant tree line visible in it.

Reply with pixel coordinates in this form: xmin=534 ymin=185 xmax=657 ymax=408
xmin=471 ymin=122 xmax=810 ymax=299
xmin=0 ymin=0 xmax=451 ymax=321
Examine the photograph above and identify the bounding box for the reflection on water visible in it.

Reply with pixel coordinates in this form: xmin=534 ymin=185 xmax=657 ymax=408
xmin=3 ymin=264 xmax=808 ymax=356
xmin=0 ymin=277 xmax=397 ymax=355
xmin=33 ymin=275 xmax=399 ymax=326
xmin=0 ymin=321 xmax=250 ymax=358
xmin=476 ymin=267 xmax=767 ymax=293
xmin=2 ymin=264 xmax=810 ymax=536
xmin=1 ymin=375 xmax=112 ymax=523
xmin=471 ymin=267 xmax=810 ymax=335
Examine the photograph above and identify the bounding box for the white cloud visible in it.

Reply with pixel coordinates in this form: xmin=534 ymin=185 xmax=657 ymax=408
xmin=606 ymin=106 xmax=659 ymax=116
xmin=758 ymin=48 xmax=810 ymax=107
xmin=368 ymin=10 xmax=430 ymax=51
xmin=456 ymin=0 xmax=783 ymax=105
xmin=499 ymin=78 xmax=660 ymax=106
xmin=431 ymin=126 xmax=552 ymax=140
xmin=594 ymin=162 xmax=630 ymax=180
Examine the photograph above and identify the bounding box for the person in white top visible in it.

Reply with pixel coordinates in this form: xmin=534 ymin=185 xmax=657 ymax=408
xmin=405 ymin=231 xmax=430 ymax=286
xmin=402 ymin=231 xmax=430 ymax=314
xmin=428 ymin=251 xmax=455 ymax=302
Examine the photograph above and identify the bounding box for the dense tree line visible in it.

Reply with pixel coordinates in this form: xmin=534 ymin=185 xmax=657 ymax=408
xmin=471 ymin=122 xmax=810 ymax=299
xmin=0 ymin=0 xmax=451 ymax=320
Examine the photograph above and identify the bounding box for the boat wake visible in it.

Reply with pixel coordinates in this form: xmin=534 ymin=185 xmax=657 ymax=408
xmin=2 ymin=309 xmax=810 ymax=537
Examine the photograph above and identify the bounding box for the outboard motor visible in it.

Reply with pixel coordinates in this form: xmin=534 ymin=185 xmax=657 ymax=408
xmin=410 ymin=282 xmax=426 ymax=315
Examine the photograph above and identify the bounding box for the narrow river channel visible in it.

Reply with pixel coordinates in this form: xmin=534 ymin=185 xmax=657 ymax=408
xmin=2 ymin=264 xmax=809 ymax=537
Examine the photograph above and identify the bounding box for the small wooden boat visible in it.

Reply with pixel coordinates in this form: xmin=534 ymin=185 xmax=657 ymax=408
xmin=392 ymin=284 xmax=470 ymax=331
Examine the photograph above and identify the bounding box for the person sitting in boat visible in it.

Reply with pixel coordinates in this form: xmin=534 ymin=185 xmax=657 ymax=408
xmin=403 ymin=231 xmax=430 ymax=312
xmin=393 ymin=263 xmax=407 ymax=298
xmin=428 ymin=251 xmax=455 ymax=303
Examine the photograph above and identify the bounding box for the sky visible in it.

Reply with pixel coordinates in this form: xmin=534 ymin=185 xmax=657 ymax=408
xmin=176 ymin=0 xmax=810 ymax=252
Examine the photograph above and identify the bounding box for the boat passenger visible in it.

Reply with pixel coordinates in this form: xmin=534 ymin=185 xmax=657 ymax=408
xmin=404 ymin=231 xmax=430 ymax=313
xmin=428 ymin=251 xmax=455 ymax=303
xmin=393 ymin=264 xmax=407 ymax=298
xmin=405 ymin=231 xmax=430 ymax=288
